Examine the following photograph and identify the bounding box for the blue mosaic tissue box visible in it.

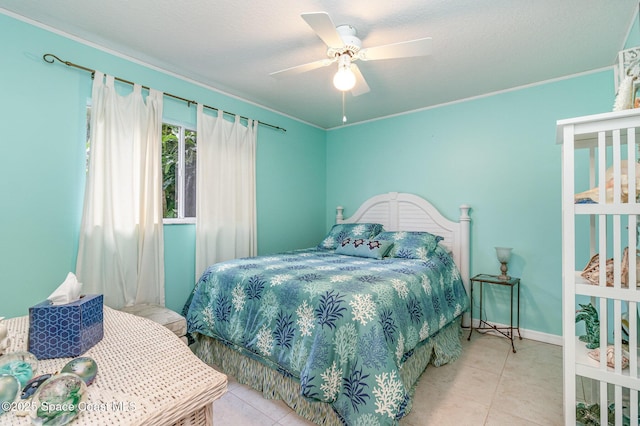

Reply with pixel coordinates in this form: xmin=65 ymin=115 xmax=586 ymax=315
xmin=28 ymin=294 xmax=104 ymax=359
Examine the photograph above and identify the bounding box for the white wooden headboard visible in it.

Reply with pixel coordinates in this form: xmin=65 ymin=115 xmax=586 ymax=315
xmin=336 ymin=192 xmax=471 ymax=322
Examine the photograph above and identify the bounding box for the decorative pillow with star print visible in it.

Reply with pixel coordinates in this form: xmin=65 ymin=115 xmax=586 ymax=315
xmin=374 ymin=231 xmax=443 ymax=260
xmin=317 ymin=223 xmax=384 ymax=250
xmin=334 ymin=237 xmax=394 ymax=259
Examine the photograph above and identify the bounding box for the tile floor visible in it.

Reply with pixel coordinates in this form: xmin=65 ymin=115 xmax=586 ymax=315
xmin=209 ymin=331 xmax=563 ymax=425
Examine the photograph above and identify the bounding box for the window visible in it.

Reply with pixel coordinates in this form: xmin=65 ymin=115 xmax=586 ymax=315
xmin=162 ymin=123 xmax=197 ymax=221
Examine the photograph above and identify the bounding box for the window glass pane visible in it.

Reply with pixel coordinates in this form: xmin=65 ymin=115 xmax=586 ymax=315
xmin=184 ymin=129 xmax=197 ymax=218
xmin=162 ymin=124 xmax=179 ymax=219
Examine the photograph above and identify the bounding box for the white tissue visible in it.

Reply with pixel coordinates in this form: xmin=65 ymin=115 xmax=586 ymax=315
xmin=47 ymin=272 xmax=83 ymax=305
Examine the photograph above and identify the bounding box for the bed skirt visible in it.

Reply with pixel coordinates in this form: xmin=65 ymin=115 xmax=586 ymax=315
xmin=193 ymin=317 xmax=463 ymax=425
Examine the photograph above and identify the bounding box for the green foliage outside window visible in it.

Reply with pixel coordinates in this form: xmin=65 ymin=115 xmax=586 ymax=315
xmin=162 ymin=124 xmax=197 ymax=218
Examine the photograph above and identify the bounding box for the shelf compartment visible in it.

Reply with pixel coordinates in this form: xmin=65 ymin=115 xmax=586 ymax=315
xmin=574 ymin=337 xmax=640 ymax=388
xmin=574 ymin=204 xmax=640 ymax=215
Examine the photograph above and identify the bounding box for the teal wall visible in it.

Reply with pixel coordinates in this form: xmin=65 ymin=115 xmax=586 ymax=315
xmin=0 ymin=13 xmax=326 ymax=318
xmin=326 ymin=72 xmax=615 ymax=336
xmin=625 ymin=15 xmax=640 ymax=48
xmin=0 ymin=11 xmax=631 ymax=338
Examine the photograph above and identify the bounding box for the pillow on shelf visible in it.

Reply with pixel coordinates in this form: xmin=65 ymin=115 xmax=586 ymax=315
xmin=375 ymin=231 xmax=443 ymax=260
xmin=317 ymin=223 xmax=384 ymax=250
xmin=335 ymin=238 xmax=394 ymax=260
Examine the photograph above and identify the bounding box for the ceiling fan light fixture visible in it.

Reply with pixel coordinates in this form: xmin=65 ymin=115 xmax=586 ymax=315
xmin=271 ymin=12 xmax=433 ymax=99
xmin=333 ymin=54 xmax=356 ymax=91
xmin=333 ymin=67 xmax=355 ymax=91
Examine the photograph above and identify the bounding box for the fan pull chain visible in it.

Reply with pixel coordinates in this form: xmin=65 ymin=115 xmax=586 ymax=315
xmin=342 ymin=92 xmax=347 ymax=124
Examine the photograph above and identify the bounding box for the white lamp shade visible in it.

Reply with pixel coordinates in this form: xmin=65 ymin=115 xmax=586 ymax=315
xmin=495 ymin=247 xmax=513 ymax=263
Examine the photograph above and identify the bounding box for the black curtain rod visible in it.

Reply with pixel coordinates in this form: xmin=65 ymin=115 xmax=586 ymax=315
xmin=42 ymin=53 xmax=287 ymax=133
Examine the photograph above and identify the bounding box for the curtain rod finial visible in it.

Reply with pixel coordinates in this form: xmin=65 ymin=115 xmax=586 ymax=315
xmin=43 ymin=53 xmax=58 ymax=64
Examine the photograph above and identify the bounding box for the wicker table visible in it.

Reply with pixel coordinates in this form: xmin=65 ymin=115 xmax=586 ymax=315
xmin=0 ymin=306 xmax=227 ymax=425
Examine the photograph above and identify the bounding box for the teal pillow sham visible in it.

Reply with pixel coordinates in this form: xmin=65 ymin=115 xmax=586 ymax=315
xmin=375 ymin=231 xmax=443 ymax=260
xmin=317 ymin=223 xmax=384 ymax=250
xmin=335 ymin=238 xmax=394 ymax=259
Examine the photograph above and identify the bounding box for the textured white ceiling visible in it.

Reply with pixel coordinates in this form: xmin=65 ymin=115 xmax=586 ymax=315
xmin=1 ymin=0 xmax=638 ymax=129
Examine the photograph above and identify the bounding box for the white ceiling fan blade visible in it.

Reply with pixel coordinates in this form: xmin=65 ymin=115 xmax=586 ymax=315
xmin=270 ymin=58 xmax=333 ymax=78
xmin=301 ymin=12 xmax=345 ymax=48
xmin=350 ymin=64 xmax=370 ymax=96
xmin=359 ymin=37 xmax=433 ymax=61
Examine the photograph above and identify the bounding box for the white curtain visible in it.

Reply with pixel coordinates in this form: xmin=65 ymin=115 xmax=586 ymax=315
xmin=76 ymin=72 xmax=165 ymax=308
xmin=195 ymin=104 xmax=257 ymax=278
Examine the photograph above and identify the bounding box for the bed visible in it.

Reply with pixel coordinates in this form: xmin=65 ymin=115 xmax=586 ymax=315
xmin=184 ymin=192 xmax=471 ymax=425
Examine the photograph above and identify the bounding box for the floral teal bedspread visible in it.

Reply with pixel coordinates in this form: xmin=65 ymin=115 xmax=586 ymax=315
xmin=185 ymin=246 xmax=469 ymax=425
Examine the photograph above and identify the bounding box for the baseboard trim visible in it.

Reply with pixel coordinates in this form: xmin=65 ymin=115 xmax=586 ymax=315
xmin=467 ymin=319 xmax=563 ymax=346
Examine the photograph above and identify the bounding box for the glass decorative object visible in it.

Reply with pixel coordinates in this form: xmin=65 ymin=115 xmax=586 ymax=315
xmin=0 ymin=351 xmax=38 ymax=387
xmin=61 ymin=357 xmax=98 ymax=386
xmin=0 ymin=374 xmax=19 ymax=415
xmin=21 ymin=374 xmax=52 ymax=400
xmin=495 ymin=247 xmax=513 ymax=280
xmin=30 ymin=373 xmax=87 ymax=425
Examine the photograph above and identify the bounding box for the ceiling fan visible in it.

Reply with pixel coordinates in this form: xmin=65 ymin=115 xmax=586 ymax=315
xmin=270 ymin=12 xmax=433 ymax=96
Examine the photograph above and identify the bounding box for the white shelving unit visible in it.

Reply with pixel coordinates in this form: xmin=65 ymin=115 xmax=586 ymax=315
xmin=560 ymin=108 xmax=640 ymax=425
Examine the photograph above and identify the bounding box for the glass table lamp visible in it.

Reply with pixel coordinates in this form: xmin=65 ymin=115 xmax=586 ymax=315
xmin=495 ymin=247 xmax=513 ymax=280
